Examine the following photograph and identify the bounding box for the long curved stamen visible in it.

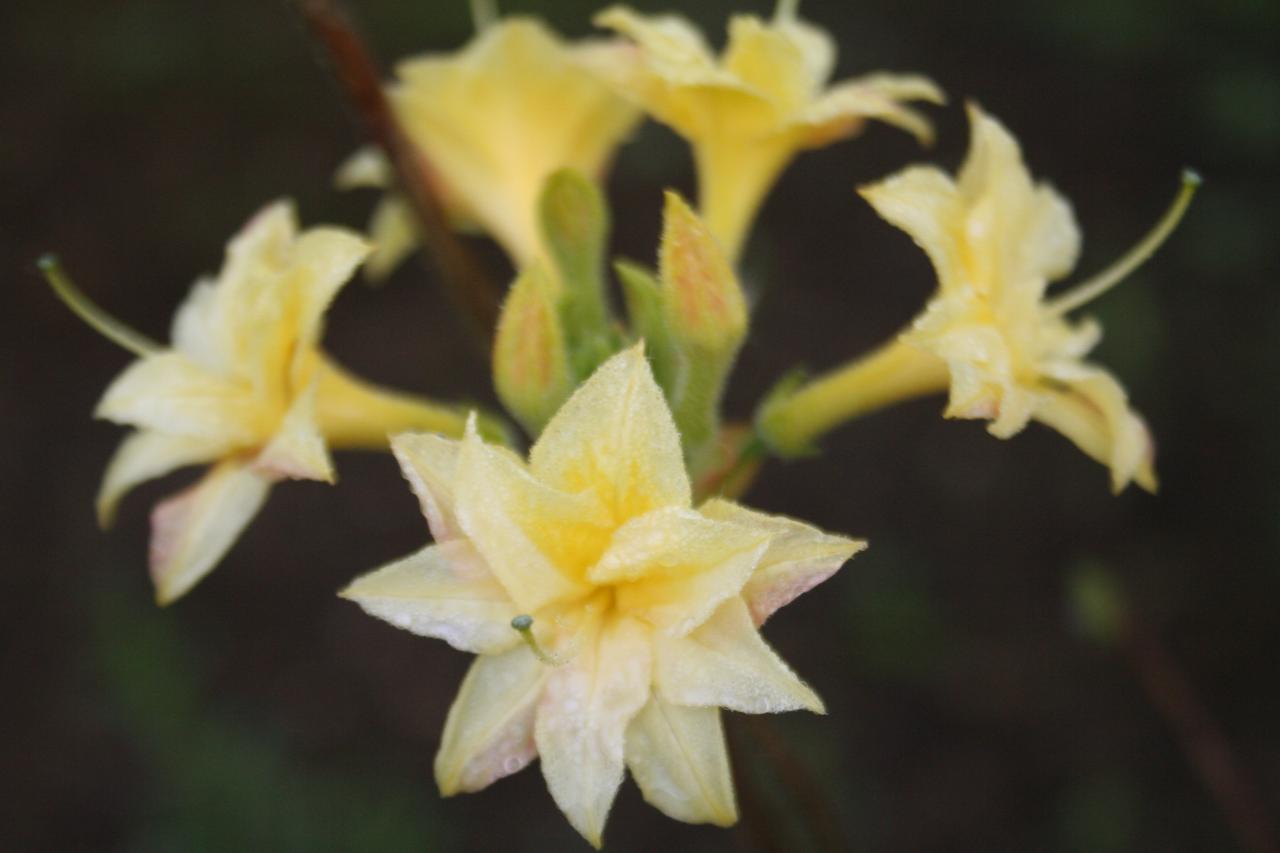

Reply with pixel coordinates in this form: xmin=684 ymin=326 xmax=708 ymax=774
xmin=38 ymin=254 xmax=162 ymax=358
xmin=469 ymin=0 xmax=497 ymax=33
xmin=511 ymin=614 xmax=570 ymax=666
xmin=1046 ymin=169 xmax=1201 ymax=317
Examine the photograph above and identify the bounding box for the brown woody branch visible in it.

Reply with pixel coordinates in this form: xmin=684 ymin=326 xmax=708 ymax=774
xmin=297 ymin=0 xmax=501 ymax=345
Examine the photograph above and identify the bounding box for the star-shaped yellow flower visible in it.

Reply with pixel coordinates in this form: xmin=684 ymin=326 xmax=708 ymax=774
xmin=93 ymin=201 xmax=479 ymax=603
xmin=595 ymin=2 xmax=943 ymax=261
xmin=858 ymin=105 xmax=1197 ymax=492
xmin=342 ymin=345 xmax=864 ymax=847
xmin=338 ymin=17 xmax=641 ymax=275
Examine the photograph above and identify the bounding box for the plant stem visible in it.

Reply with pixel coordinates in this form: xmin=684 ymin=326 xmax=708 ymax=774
xmin=1121 ymin=616 xmax=1280 ymax=853
xmin=297 ymin=0 xmax=501 ymax=347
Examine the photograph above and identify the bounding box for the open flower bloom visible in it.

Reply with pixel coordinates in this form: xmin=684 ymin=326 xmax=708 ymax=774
xmin=595 ymin=3 xmax=943 ymax=261
xmin=337 ymin=17 xmax=641 ymax=275
xmin=94 ymin=201 xmax=479 ymax=604
xmin=854 ymin=105 xmax=1197 ymax=492
xmin=342 ymin=345 xmax=864 ymax=847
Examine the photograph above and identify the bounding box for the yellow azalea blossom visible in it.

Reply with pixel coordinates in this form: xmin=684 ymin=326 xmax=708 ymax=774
xmin=342 ymin=345 xmax=864 ymax=847
xmin=759 ymin=105 xmax=1196 ymax=493
xmin=93 ymin=200 xmax=481 ymax=604
xmin=337 ymin=17 xmax=641 ymax=275
xmin=595 ymin=2 xmax=943 ymax=261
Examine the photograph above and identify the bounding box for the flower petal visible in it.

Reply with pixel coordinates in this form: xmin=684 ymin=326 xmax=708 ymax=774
xmin=803 ymin=73 xmax=943 ymax=146
xmin=625 ymin=697 xmax=736 ymax=826
xmin=334 ymin=145 xmax=392 ymax=189
xmin=364 ymin=197 xmax=419 ymax=282
xmin=859 ymin=165 xmax=963 ymax=291
xmin=530 ymin=344 xmax=691 ymax=519
xmin=455 ymin=418 xmax=598 ymax=611
xmin=149 ymin=460 xmax=272 ymax=605
xmin=436 ymin=644 xmax=547 ymax=795
xmin=342 ymin=540 xmax=520 ymax=654
xmin=1035 ymin=362 xmax=1157 ymax=493
xmin=699 ymin=499 xmax=865 ymax=625
xmin=290 ymin=226 xmax=372 ymax=347
xmin=654 ymin=597 xmax=824 ymax=714
xmin=591 ymin=507 xmax=770 ymax=637
xmin=253 ymin=381 xmax=333 ymax=482
xmin=97 ymin=430 xmax=229 ymax=528
xmin=96 ymin=351 xmax=262 ymax=443
xmin=536 ymin=615 xmax=652 ymax=848
xmin=391 ymin=431 xmax=463 ymax=542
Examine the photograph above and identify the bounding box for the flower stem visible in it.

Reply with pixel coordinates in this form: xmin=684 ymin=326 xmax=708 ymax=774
xmin=297 ymin=0 xmax=501 ymax=346
xmin=757 ymin=336 xmax=950 ymax=455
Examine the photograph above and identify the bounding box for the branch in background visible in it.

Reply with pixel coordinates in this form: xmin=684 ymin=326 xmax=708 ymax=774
xmin=297 ymin=0 xmax=501 ymax=346
xmin=1123 ymin=620 xmax=1280 ymax=853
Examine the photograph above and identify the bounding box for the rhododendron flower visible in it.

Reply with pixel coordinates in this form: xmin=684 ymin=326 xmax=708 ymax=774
xmin=858 ymin=105 xmax=1196 ymax=492
xmin=95 ymin=201 xmax=478 ymax=603
xmin=595 ymin=3 xmax=943 ymax=261
xmin=342 ymin=345 xmax=864 ymax=846
xmin=338 ymin=17 xmax=641 ymax=275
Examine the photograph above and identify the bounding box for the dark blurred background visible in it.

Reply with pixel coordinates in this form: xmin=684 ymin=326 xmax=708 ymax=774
xmin=3 ymin=0 xmax=1278 ymax=850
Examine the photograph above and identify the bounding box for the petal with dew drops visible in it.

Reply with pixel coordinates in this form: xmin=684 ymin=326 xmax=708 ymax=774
xmin=97 ymin=430 xmax=230 ymax=529
xmin=253 ymin=381 xmax=333 ymax=483
xmin=699 ymin=498 xmax=866 ymax=625
xmin=530 ymin=344 xmax=690 ymax=519
xmin=96 ymin=352 xmax=262 ymax=443
xmin=341 ymin=540 xmax=521 ymax=655
xmin=435 ymin=644 xmax=548 ymax=796
xmin=536 ymin=615 xmax=652 ymax=849
xmin=149 ymin=460 xmax=272 ymax=605
xmin=455 ymin=418 xmax=597 ymax=612
xmin=625 ymin=697 xmax=736 ymax=827
xmin=655 ymin=597 xmax=824 ymax=714
xmin=593 ymin=507 xmax=770 ymax=637
xmin=1035 ymin=363 xmax=1156 ymax=494
xmin=392 ymin=432 xmax=464 ymax=542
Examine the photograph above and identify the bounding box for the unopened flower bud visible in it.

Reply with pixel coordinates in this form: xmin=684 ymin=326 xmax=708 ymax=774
xmin=493 ymin=262 xmax=574 ymax=436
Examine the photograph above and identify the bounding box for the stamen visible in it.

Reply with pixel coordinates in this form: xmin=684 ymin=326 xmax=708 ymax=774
xmin=1046 ymin=169 xmax=1201 ymax=317
xmin=511 ymin=614 xmax=569 ymax=666
xmin=774 ymin=0 xmax=801 ymax=23
xmin=38 ymin=254 xmax=162 ymax=358
xmin=469 ymin=0 xmax=498 ymax=33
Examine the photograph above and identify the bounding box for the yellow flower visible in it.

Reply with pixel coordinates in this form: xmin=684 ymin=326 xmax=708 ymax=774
xmin=856 ymin=105 xmax=1197 ymax=492
xmin=92 ymin=201 xmax=480 ymax=604
xmin=595 ymin=2 xmax=943 ymax=261
xmin=338 ymin=18 xmax=641 ymax=274
xmin=342 ymin=345 xmax=864 ymax=847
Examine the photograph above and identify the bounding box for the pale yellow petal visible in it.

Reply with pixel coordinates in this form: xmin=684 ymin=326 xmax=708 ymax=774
xmin=1035 ymin=363 xmax=1157 ymax=493
xmin=341 ymin=541 xmax=521 ymax=655
xmin=536 ymin=615 xmax=652 ymax=848
xmin=699 ymin=498 xmax=866 ymax=625
xmin=334 ymin=145 xmax=391 ymax=189
xmin=169 ymin=276 xmax=224 ymax=370
xmin=95 ymin=352 xmax=262 ymax=444
xmin=289 ymin=226 xmax=371 ymax=346
xmin=253 ymin=381 xmax=333 ymax=482
xmin=722 ymin=15 xmax=818 ymax=111
xmin=391 ymin=431 xmax=463 ymax=542
xmin=148 ymin=460 xmax=272 ymax=605
xmin=625 ymin=697 xmax=736 ymax=827
xmin=96 ymin=430 xmax=229 ymax=528
xmin=364 ymin=197 xmax=419 ymax=282
xmin=455 ymin=418 xmax=598 ymax=611
xmin=859 ymin=165 xmax=963 ymax=291
xmin=654 ymin=597 xmax=824 ymax=714
xmin=803 ymin=73 xmax=943 ymax=146
xmin=436 ymin=644 xmax=547 ymax=795
xmin=591 ymin=507 xmax=769 ymax=636
xmin=530 ymin=344 xmax=690 ymax=520
xmin=594 ymin=7 xmax=720 ymax=84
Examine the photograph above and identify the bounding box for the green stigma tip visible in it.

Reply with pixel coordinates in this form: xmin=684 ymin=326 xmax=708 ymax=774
xmin=511 ymin=614 xmax=533 ymax=631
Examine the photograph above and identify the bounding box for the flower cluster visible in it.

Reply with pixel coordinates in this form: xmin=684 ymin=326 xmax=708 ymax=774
xmin=48 ymin=0 xmax=1193 ymax=847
